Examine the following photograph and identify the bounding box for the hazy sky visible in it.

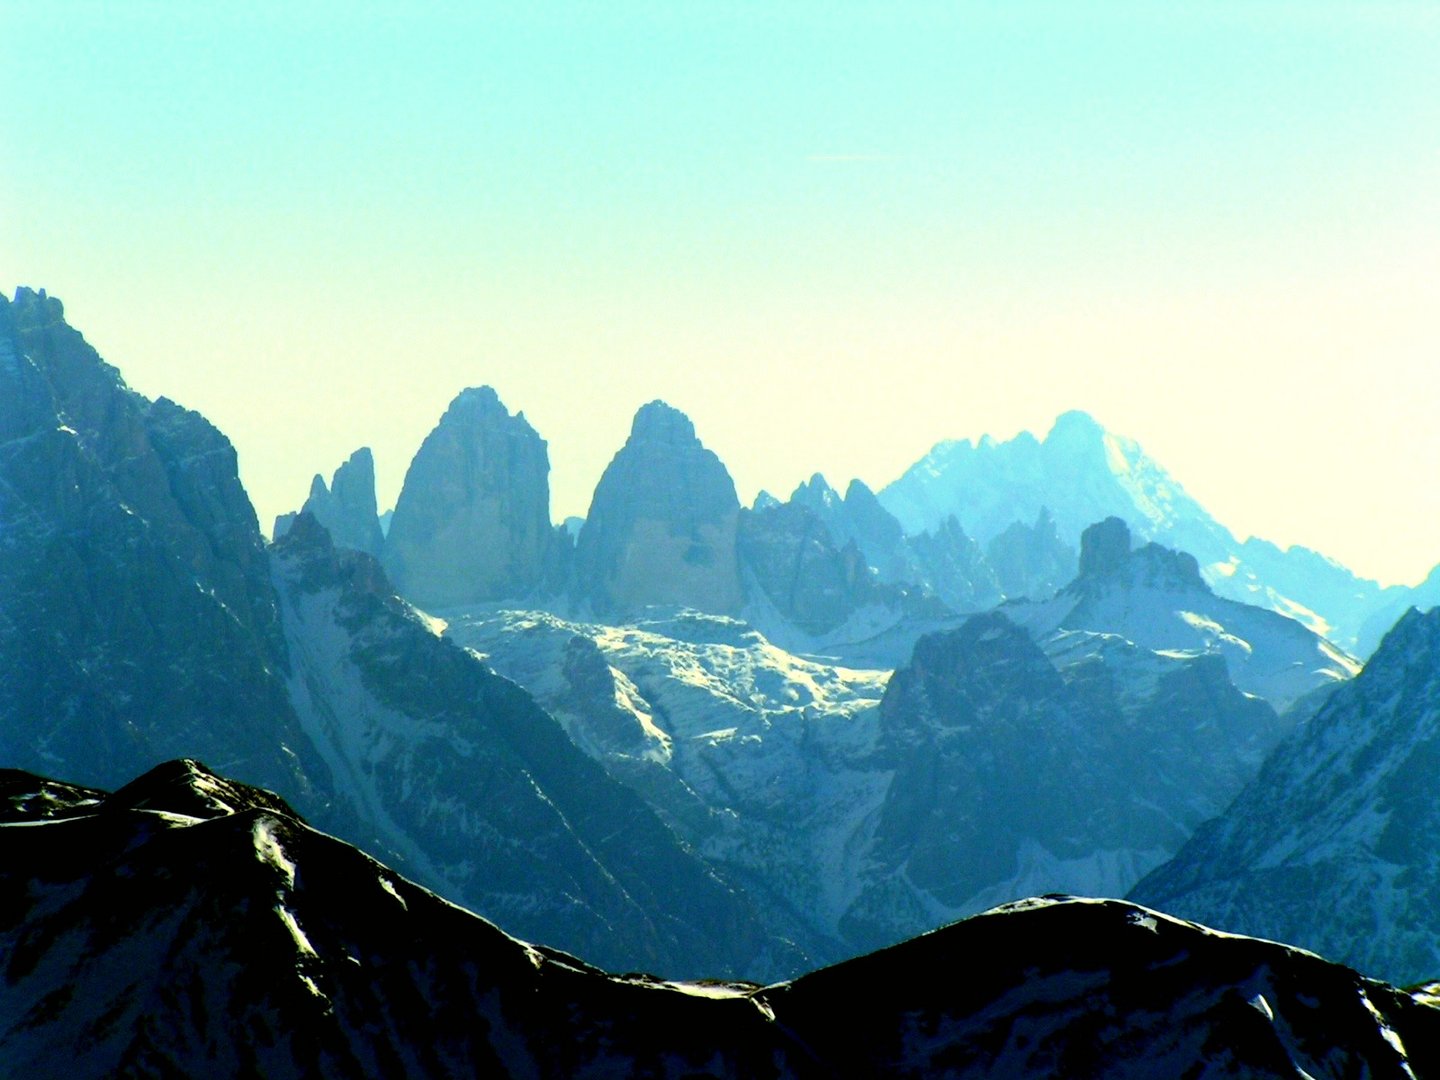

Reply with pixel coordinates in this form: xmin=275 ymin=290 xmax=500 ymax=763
xmin=4 ymin=3 xmax=1437 ymax=585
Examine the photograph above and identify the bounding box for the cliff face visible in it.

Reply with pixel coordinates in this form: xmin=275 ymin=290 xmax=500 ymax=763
xmin=573 ymin=401 xmax=742 ymax=617
xmin=0 ymin=288 xmax=318 ymax=799
xmin=288 ymin=447 xmax=384 ymax=557
xmin=382 ymin=386 xmax=552 ymax=608
xmin=1133 ymin=606 xmax=1440 ymax=986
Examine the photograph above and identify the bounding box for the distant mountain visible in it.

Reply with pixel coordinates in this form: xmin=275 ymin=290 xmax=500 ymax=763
xmin=879 ymin=410 xmax=1395 ymax=653
xmin=4 ymin=759 xmax=1436 ymax=1079
xmin=1356 ymin=561 xmax=1440 ymax=658
xmin=574 ymin=401 xmax=744 ymax=617
xmin=382 ymin=386 xmax=555 ymax=607
xmin=449 ymin=598 xmax=1291 ymax=965
xmin=788 ymin=473 xmax=1014 ymax=612
xmin=1002 ymin=517 xmax=1358 ymax=711
xmin=0 ymin=290 xmax=782 ymax=979
xmin=276 ymin=446 xmax=385 ymax=558
xmin=1131 ymin=605 xmax=1440 ymax=987
xmin=985 ymin=507 xmax=1077 ymax=600
xmin=0 ymin=287 xmax=320 ymax=800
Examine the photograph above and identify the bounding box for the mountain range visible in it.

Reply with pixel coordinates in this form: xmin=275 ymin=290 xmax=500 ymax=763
xmin=5 ymin=284 xmax=1440 ymax=1074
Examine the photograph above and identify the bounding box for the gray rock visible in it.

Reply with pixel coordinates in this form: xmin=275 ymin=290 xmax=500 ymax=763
xmin=298 ymin=447 xmax=384 ymax=557
xmin=737 ymin=501 xmax=878 ymax=635
xmin=383 ymin=386 xmax=552 ymax=608
xmin=985 ymin=506 xmax=1077 ymax=600
xmin=574 ymin=401 xmax=742 ymax=617
xmin=1132 ymin=606 xmax=1440 ymax=985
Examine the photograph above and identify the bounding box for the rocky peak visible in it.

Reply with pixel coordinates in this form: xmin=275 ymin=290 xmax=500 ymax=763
xmin=294 ymin=447 xmax=384 ymax=557
xmin=0 ymin=291 xmax=311 ymax=797
xmin=1074 ymin=517 xmax=1206 ymax=593
xmin=573 ymin=400 xmax=742 ymax=617
xmin=791 ymin=472 xmax=841 ymax=512
xmin=1045 ymin=409 xmax=1105 ymax=450
xmin=629 ymin=398 xmax=697 ymax=443
xmin=382 ymin=386 xmax=552 ymax=609
xmin=1076 ymin=517 xmax=1134 ymax=579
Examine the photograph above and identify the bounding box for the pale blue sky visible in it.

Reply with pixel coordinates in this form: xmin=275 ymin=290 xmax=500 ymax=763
xmin=4 ymin=2 xmax=1437 ymax=583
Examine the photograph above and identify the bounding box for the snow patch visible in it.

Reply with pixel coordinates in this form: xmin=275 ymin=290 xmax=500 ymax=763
xmin=379 ymin=876 xmax=408 ymax=910
xmin=275 ymin=904 xmax=317 ymax=958
xmin=253 ymin=818 xmax=296 ymax=888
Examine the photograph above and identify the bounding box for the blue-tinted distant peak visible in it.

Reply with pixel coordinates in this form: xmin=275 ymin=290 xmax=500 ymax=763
xmin=629 ymin=400 xmax=698 ymax=444
xmin=1046 ymin=410 xmax=1106 ymax=443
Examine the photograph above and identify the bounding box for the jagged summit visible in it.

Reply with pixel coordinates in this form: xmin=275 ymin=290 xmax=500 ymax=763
xmin=383 ymin=385 xmax=552 ymax=608
xmin=1046 ymin=408 xmax=1105 ymax=441
xmin=877 ymin=411 xmax=1389 ymax=652
xmin=574 ymin=400 xmax=742 ymax=617
xmin=1073 ymin=516 xmax=1206 ymax=593
xmin=629 ymin=398 xmax=698 ymax=443
xmin=282 ymin=446 xmax=385 ymax=556
xmin=791 ymin=472 xmax=839 ymax=505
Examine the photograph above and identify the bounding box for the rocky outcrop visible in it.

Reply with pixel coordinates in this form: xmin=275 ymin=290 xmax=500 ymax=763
xmin=843 ymin=610 xmax=1286 ymax=953
xmin=288 ymin=447 xmax=384 ymax=557
xmin=573 ymin=401 xmax=742 ymax=617
xmin=0 ymin=288 xmax=319 ymax=800
xmin=1003 ymin=517 xmax=1359 ymax=711
xmin=737 ymin=501 xmax=878 ymax=635
xmin=1132 ymin=606 xmax=1440 ymax=986
xmin=985 ymin=506 xmax=1076 ymax=600
xmin=382 ymin=386 xmax=551 ymax=608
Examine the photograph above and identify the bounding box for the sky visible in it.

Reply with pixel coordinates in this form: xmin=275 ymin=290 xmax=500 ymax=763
xmin=3 ymin=2 xmax=1438 ymax=585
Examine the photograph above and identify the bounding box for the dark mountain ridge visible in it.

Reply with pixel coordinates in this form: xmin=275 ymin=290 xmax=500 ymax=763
xmin=3 ymin=758 xmax=1437 ymax=1079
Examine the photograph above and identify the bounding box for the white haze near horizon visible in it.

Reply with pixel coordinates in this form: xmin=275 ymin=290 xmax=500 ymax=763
xmin=3 ymin=4 xmax=1437 ymax=586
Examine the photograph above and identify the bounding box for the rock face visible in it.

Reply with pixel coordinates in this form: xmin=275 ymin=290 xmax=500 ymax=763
xmin=272 ymin=514 xmax=777 ymax=978
xmin=1132 ymin=605 xmax=1440 ymax=986
xmin=573 ymin=401 xmax=742 ymax=617
xmin=290 ymin=447 xmax=384 ymax=557
xmin=450 ymin=601 xmax=1288 ymax=969
xmin=843 ymin=611 xmax=1286 ymax=953
xmin=904 ymin=514 xmax=1003 ymax=612
xmin=878 ymin=409 xmax=1393 ymax=652
xmin=0 ymin=288 xmax=318 ymax=800
xmin=1002 ymin=517 xmax=1359 ymax=711
xmin=4 ymin=762 xmax=1437 ymax=1079
xmin=985 ymin=506 xmax=1077 ymax=600
xmin=736 ymin=501 xmax=879 ymax=635
xmin=382 ymin=386 xmax=551 ymax=608
xmin=0 ymin=294 xmax=783 ymax=979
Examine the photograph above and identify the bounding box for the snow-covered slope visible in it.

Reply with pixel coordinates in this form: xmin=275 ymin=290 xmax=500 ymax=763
xmin=272 ymin=515 xmax=785 ymax=980
xmin=879 ymin=409 xmax=1392 ymax=653
xmin=1002 ymin=517 xmax=1358 ymax=711
xmin=1132 ymin=605 xmax=1440 ymax=986
xmin=444 ymin=605 xmax=891 ymax=964
xmin=5 ymin=760 xmax=1437 ymax=1079
xmin=447 ymin=600 xmax=1292 ymax=967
